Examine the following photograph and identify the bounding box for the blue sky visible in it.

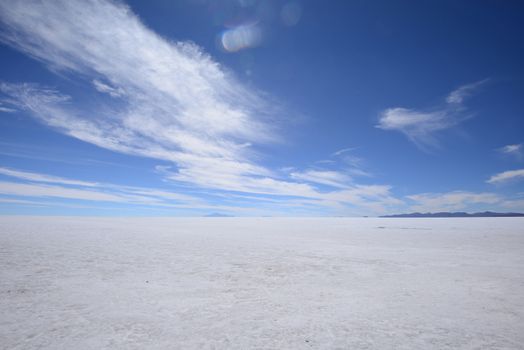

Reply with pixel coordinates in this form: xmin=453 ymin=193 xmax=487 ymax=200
xmin=0 ymin=0 xmax=523 ymax=216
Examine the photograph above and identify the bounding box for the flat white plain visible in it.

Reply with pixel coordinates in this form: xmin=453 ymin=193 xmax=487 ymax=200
xmin=1 ymin=217 xmax=523 ymax=349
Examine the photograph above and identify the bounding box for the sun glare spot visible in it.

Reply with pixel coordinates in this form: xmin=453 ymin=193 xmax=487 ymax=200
xmin=220 ymin=24 xmax=263 ymax=52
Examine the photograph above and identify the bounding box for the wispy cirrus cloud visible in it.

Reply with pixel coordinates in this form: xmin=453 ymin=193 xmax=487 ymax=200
xmin=0 ymin=167 xmax=201 ymax=205
xmin=92 ymin=79 xmax=125 ymax=98
xmin=314 ymin=147 xmax=371 ymax=177
xmin=377 ymin=107 xmax=456 ymax=149
xmin=0 ymin=78 xmax=401 ymax=214
xmin=0 ymin=181 xmax=135 ymax=203
xmin=331 ymin=147 xmax=357 ymax=157
xmin=0 ymin=166 xmax=403 ymax=215
xmin=290 ymin=170 xmax=352 ymax=189
xmin=0 ymin=102 xmax=16 ymax=113
xmin=0 ymin=179 xmax=276 ymax=214
xmin=0 ymin=167 xmax=99 ymax=187
xmin=289 ymin=147 xmax=373 ymax=190
xmin=407 ymin=191 xmax=500 ymax=212
xmin=498 ymin=143 xmax=522 ymax=160
xmin=0 ymin=0 xmax=275 ymax=167
xmin=0 ymin=0 xmax=404 ymax=215
xmin=487 ymin=169 xmax=524 ymax=184
xmin=0 ymin=166 xmax=278 ymax=215
xmin=0 ymin=0 xmax=280 ymax=193
xmin=445 ymin=80 xmax=488 ymax=105
xmin=377 ymin=80 xmax=488 ymax=149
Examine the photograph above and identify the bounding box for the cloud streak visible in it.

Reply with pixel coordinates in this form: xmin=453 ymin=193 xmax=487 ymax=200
xmin=407 ymin=191 xmax=500 ymax=212
xmin=0 ymin=0 xmax=283 ymax=193
xmin=445 ymin=80 xmax=488 ymax=105
xmin=0 ymin=0 xmax=275 ymax=153
xmin=0 ymin=167 xmax=201 ymax=205
xmin=377 ymin=80 xmax=487 ymax=149
xmin=290 ymin=170 xmax=352 ymax=189
xmin=0 ymin=102 xmax=16 ymax=112
xmin=92 ymin=79 xmax=125 ymax=98
xmin=0 ymin=0 xmax=406 ymax=215
xmin=487 ymin=169 xmax=524 ymax=184
xmin=498 ymin=143 xmax=522 ymax=160
xmin=0 ymin=167 xmax=100 ymax=187
xmin=0 ymin=0 xmax=520 ymax=218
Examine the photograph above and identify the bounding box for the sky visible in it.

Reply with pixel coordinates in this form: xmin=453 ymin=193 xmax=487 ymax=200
xmin=0 ymin=0 xmax=523 ymax=216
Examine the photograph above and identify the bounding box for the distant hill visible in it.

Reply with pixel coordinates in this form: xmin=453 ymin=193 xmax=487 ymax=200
xmin=204 ymin=213 xmax=233 ymax=217
xmin=381 ymin=211 xmax=524 ymax=218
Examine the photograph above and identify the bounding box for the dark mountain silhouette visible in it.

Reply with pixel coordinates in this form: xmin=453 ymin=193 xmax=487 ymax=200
xmin=381 ymin=211 xmax=524 ymax=218
xmin=204 ymin=213 xmax=233 ymax=217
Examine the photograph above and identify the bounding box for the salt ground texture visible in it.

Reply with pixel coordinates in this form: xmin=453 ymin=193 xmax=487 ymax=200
xmin=0 ymin=217 xmax=523 ymax=349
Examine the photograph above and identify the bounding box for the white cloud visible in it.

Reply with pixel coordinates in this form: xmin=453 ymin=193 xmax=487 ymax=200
xmin=498 ymin=143 xmax=522 ymax=160
xmin=92 ymin=79 xmax=125 ymax=97
xmin=0 ymin=166 xmax=202 ymax=204
xmin=0 ymin=102 xmax=16 ymax=112
xmin=446 ymin=79 xmax=488 ymax=104
xmin=162 ymin=165 xmax=400 ymax=214
xmin=0 ymin=167 xmax=99 ymax=187
xmin=290 ymin=170 xmax=351 ymax=188
xmin=0 ymin=164 xmax=403 ymax=215
xmin=0 ymin=0 xmax=404 ymax=215
xmin=318 ymin=148 xmax=371 ymax=178
xmin=331 ymin=147 xmax=357 ymax=157
xmin=501 ymin=144 xmax=522 ymax=154
xmin=407 ymin=191 xmax=500 ymax=212
xmin=0 ymin=179 xmax=269 ymax=214
xmin=377 ymin=80 xmax=486 ymax=149
xmin=0 ymin=181 xmax=130 ymax=202
xmin=487 ymin=169 xmax=524 ymax=184
xmin=0 ymin=197 xmax=49 ymax=206
xmin=0 ymin=0 xmax=280 ymax=193
xmin=377 ymin=108 xmax=454 ymax=148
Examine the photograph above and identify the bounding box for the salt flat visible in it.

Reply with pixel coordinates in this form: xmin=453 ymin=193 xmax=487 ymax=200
xmin=0 ymin=217 xmax=523 ymax=349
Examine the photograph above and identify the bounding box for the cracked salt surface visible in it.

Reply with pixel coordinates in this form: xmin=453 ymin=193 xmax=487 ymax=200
xmin=1 ymin=217 xmax=523 ymax=349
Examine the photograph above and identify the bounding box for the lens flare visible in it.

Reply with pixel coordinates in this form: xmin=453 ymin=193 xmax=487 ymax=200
xmin=220 ymin=24 xmax=263 ymax=52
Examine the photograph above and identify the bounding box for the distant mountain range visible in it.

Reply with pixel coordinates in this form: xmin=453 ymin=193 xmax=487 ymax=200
xmin=204 ymin=213 xmax=233 ymax=217
xmin=381 ymin=211 xmax=524 ymax=218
